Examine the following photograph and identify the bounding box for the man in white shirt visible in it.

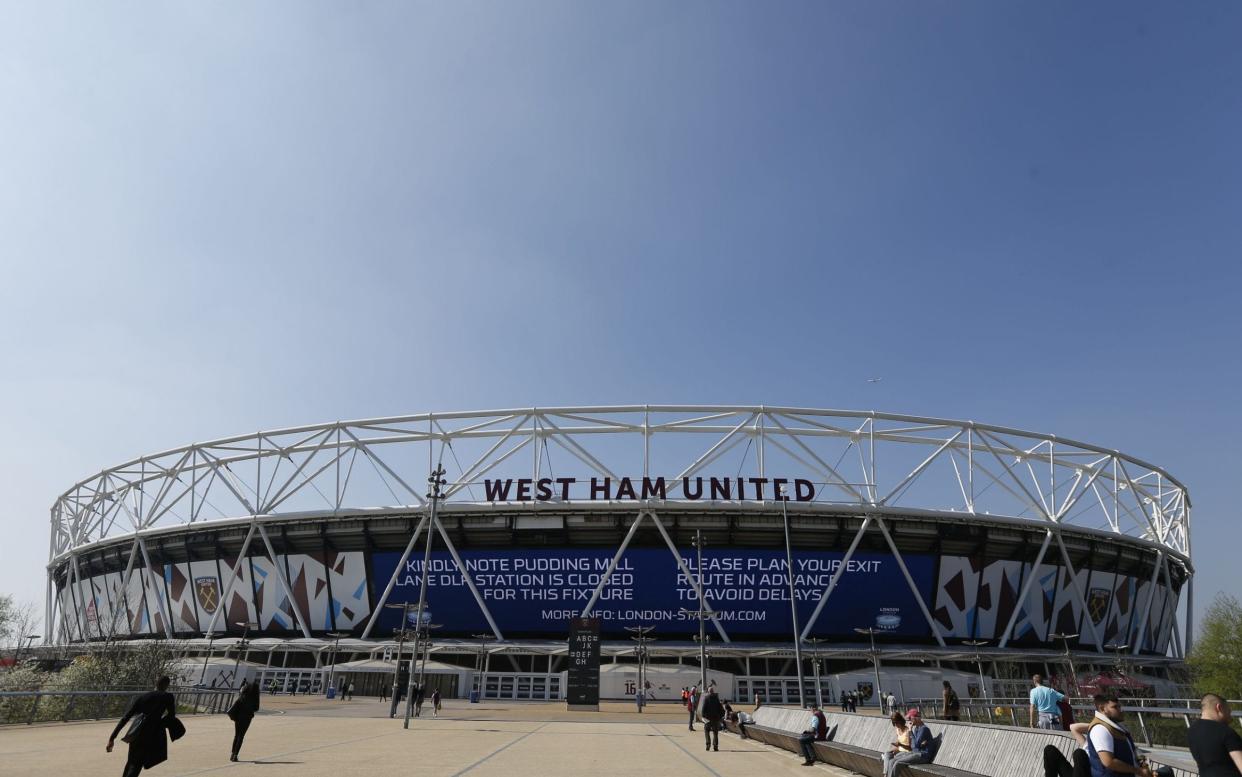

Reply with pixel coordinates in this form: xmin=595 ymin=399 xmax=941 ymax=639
xmin=1086 ymin=694 xmax=1150 ymax=777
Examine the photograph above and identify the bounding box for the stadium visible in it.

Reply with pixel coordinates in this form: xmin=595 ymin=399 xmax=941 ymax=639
xmin=45 ymin=406 xmax=1192 ymax=703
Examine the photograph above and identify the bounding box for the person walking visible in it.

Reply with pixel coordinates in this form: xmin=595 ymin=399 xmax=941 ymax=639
xmin=1187 ymin=693 xmax=1242 ymax=777
xmin=228 ymin=679 xmax=261 ymax=762
xmin=347 ymin=681 xmax=355 ymax=701
xmin=107 ymin=676 xmax=178 ymax=777
xmin=414 ymin=684 xmax=426 ymax=718
xmin=942 ymin=681 xmax=961 ymax=721
xmin=431 ymin=689 xmax=442 ymax=718
xmin=1030 ymin=674 xmax=1067 ymax=730
xmin=687 ymin=685 xmax=699 ymax=731
xmin=701 ymin=689 xmax=726 ymax=752
xmin=379 ymin=682 xmax=389 ymax=702
xmin=887 ymin=691 xmax=897 ymax=716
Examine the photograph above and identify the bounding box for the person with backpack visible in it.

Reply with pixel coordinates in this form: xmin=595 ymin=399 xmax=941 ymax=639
xmin=432 ymin=688 xmax=442 ymax=718
xmin=1030 ymin=674 xmax=1067 ymax=730
xmin=942 ymin=681 xmax=961 ymax=721
xmin=106 ymin=676 xmax=179 ymax=777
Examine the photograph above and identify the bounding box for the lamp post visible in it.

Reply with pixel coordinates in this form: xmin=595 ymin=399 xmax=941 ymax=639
xmin=1104 ymin=643 xmax=1130 ymax=697
xmin=12 ymin=634 xmax=41 ymax=671
xmin=199 ymin=631 xmax=217 ymax=686
xmin=384 ymin=602 xmax=415 ymax=717
xmin=404 ymin=465 xmax=447 ymax=730
xmin=778 ymin=485 xmax=806 ymax=707
xmin=472 ymin=633 xmax=492 ymax=697
xmin=693 ymin=633 xmax=711 ymax=687
xmin=624 ymin=625 xmax=654 ymax=711
xmin=806 ymin=637 xmax=828 ymax=709
xmin=1049 ymin=633 xmax=1079 ymax=696
xmin=692 ymin=531 xmax=708 ymax=690
xmin=232 ymin=622 xmax=256 ymax=690
xmin=854 ymin=627 xmax=883 ymax=709
xmin=1104 ymin=643 xmax=1129 ymax=675
xmin=416 ymin=621 xmax=442 ymax=700
xmin=325 ymin=631 xmax=348 ymax=697
xmin=962 ymin=639 xmax=989 ymax=701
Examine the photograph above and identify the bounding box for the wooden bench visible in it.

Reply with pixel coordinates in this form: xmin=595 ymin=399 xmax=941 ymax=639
xmin=732 ymin=707 xmax=1081 ymax=777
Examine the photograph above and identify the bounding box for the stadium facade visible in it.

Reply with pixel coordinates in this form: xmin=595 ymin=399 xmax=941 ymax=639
xmin=45 ymin=407 xmax=1192 ymax=698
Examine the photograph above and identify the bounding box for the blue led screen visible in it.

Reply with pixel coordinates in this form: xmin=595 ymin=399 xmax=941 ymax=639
xmin=371 ymin=548 xmax=935 ymax=638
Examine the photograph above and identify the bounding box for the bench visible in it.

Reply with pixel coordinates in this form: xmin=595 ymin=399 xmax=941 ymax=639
xmin=732 ymin=706 xmax=1081 ymax=777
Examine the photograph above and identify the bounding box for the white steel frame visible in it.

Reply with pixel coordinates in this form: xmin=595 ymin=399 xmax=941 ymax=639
xmin=47 ymin=406 xmax=1192 ymax=654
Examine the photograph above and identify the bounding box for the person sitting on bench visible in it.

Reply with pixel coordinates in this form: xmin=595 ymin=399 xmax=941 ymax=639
xmin=883 ymin=708 xmax=933 ymax=777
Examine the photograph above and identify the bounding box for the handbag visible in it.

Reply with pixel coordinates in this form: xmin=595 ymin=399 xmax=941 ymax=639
xmin=121 ymin=713 xmax=146 ymax=743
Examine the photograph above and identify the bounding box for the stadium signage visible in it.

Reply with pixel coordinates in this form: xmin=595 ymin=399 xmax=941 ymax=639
xmin=483 ymin=476 xmax=816 ymax=502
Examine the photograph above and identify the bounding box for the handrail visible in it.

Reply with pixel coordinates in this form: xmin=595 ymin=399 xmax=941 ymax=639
xmin=0 ymin=687 xmax=235 ymax=726
xmin=905 ymin=697 xmax=1242 ymax=751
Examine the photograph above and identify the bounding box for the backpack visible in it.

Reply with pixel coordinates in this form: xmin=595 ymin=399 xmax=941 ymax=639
xmin=948 ymin=690 xmax=960 ymax=710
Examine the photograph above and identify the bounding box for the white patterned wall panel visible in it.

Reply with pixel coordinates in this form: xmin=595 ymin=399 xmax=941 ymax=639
xmin=327 ymin=552 xmax=370 ymax=629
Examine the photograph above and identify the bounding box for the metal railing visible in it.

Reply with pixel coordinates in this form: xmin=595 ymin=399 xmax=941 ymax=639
xmin=907 ymin=698 xmax=1242 ymax=749
xmin=0 ymin=686 xmax=235 ymax=726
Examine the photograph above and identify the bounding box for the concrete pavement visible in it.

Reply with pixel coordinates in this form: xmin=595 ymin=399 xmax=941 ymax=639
xmin=1 ymin=698 xmax=861 ymax=777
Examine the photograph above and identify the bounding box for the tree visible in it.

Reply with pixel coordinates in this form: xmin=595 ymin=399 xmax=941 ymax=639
xmin=0 ymin=594 xmax=11 ymax=644
xmin=0 ymin=596 xmax=40 ymax=651
xmin=1188 ymin=592 xmax=1242 ymax=700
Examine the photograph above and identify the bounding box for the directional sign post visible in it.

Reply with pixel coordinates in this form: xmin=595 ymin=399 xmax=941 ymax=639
xmin=566 ymin=617 xmax=601 ymax=711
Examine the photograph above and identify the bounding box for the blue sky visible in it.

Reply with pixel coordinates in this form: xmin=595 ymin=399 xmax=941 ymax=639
xmin=1 ymin=2 xmax=1238 ymax=641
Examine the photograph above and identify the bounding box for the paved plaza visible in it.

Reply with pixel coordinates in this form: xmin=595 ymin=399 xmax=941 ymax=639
xmin=1 ymin=697 xmax=859 ymax=777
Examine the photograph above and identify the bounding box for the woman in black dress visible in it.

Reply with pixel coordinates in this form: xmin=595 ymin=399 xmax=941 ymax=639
xmin=107 ymin=676 xmax=177 ymax=777
xmin=229 ymin=679 xmax=261 ymax=761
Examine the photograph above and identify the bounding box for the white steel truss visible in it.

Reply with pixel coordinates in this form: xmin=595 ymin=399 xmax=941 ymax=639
xmin=47 ymin=406 xmax=1192 ymax=651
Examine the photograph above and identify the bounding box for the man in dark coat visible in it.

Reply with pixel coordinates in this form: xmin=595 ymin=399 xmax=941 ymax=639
xmin=107 ymin=676 xmax=177 ymax=777
xmin=229 ymin=679 xmax=261 ymax=761
xmin=701 ymin=689 xmax=726 ymax=752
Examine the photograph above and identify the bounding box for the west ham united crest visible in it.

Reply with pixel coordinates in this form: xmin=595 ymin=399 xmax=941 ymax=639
xmin=195 ymin=576 xmax=220 ymax=614
xmin=1087 ymin=587 xmax=1111 ymax=624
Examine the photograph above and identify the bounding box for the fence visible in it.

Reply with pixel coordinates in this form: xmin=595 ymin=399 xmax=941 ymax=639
xmin=0 ymin=686 xmax=235 ymax=726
